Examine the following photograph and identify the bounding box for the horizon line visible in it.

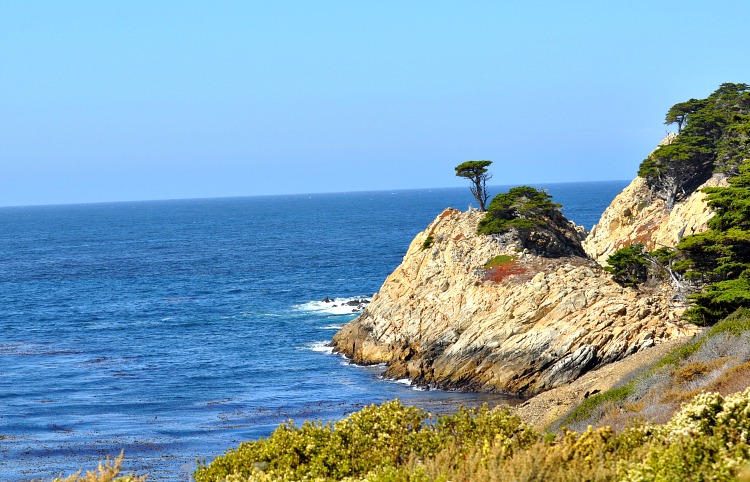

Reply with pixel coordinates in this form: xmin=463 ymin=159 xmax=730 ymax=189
xmin=0 ymin=179 xmax=631 ymax=210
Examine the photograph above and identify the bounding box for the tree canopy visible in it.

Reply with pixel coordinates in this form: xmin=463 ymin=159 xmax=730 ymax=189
xmin=477 ymin=186 xmax=561 ymax=235
xmin=603 ymin=244 xmax=651 ymax=288
xmin=639 ymin=83 xmax=750 ymax=209
xmin=664 ymin=98 xmax=706 ymax=133
xmin=603 ymin=83 xmax=750 ymax=326
xmin=455 ymin=160 xmax=492 ymax=211
xmin=674 ymin=158 xmax=750 ymax=325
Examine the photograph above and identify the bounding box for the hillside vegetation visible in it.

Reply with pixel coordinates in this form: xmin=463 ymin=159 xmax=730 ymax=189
xmin=194 ymin=339 xmax=750 ymax=481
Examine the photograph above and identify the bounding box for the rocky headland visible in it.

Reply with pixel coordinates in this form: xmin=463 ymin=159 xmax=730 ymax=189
xmin=331 ymin=172 xmax=708 ymax=395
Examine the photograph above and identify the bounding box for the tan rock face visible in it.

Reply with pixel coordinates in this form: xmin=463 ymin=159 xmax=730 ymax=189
xmin=332 ymin=209 xmax=699 ymax=396
xmin=583 ymin=175 xmax=728 ymax=266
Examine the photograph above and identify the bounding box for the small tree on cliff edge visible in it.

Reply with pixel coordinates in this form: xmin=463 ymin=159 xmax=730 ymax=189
xmin=455 ymin=160 xmax=492 ymax=211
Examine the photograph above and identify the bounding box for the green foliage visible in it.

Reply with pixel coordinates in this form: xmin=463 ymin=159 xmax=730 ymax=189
xmin=455 ymin=160 xmax=492 ymax=177
xmin=194 ymin=400 xmax=428 ymax=481
xmin=675 ymin=159 xmax=750 ymax=325
xmin=707 ymin=307 xmax=750 ymax=336
xmin=455 ymin=160 xmax=493 ymax=211
xmin=664 ymin=98 xmax=707 ymax=133
xmin=604 ymin=244 xmax=650 ymax=288
xmin=421 ymin=235 xmax=434 ymax=251
xmin=195 ymin=401 xmax=539 ymax=482
xmin=686 ymin=276 xmax=750 ymax=326
xmin=621 ymin=390 xmax=750 ymax=481
xmin=566 ymin=309 xmax=750 ymax=432
xmin=195 ymin=385 xmax=750 ymax=482
xmin=477 ymin=186 xmax=561 ymax=235
xmin=639 ymin=83 xmax=750 ymax=207
xmin=603 ymin=244 xmax=679 ymax=288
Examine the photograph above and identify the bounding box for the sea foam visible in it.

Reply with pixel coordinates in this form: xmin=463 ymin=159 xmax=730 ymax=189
xmin=295 ymin=296 xmax=372 ymax=316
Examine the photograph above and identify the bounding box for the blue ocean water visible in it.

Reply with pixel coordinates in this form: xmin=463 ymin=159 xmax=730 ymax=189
xmin=0 ymin=181 xmax=627 ymax=480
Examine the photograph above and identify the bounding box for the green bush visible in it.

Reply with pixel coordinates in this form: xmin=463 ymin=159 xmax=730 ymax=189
xmin=477 ymin=186 xmax=561 ymax=236
xmin=676 ymin=158 xmax=750 ymax=325
xmin=421 ymin=235 xmax=434 ymax=250
xmin=604 ymin=244 xmax=650 ymax=288
xmin=195 ymin=400 xmax=427 ymax=481
xmin=195 ymin=401 xmax=538 ymax=482
xmin=195 ymin=387 xmax=750 ymax=481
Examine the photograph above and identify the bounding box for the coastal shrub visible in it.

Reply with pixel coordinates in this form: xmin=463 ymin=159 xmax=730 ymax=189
xmin=53 ymin=452 xmax=146 ymax=482
xmin=477 ymin=186 xmax=561 ymax=236
xmin=421 ymin=235 xmax=434 ymax=250
xmin=195 ymin=402 xmax=540 ymax=482
xmin=194 ymin=386 xmax=750 ymax=481
xmin=620 ymin=390 xmax=750 ymax=482
xmin=604 ymin=244 xmax=650 ymax=288
xmin=194 ymin=400 xmax=428 ymax=481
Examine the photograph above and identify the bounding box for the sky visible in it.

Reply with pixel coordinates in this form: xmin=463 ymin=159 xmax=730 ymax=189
xmin=1 ymin=1 xmax=749 ymax=207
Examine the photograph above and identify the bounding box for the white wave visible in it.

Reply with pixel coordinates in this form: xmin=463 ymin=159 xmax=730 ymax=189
xmin=387 ymin=377 xmax=426 ymax=391
xmin=305 ymin=341 xmax=334 ymax=354
xmin=321 ymin=324 xmax=344 ymax=330
xmin=295 ymin=296 xmax=372 ymax=316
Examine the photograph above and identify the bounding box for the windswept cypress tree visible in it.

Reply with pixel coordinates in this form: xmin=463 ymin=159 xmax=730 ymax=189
xmin=639 ymin=83 xmax=750 ymax=210
xmin=675 ymin=158 xmax=750 ymax=325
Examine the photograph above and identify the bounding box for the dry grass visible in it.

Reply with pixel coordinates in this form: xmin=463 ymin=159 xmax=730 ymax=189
xmin=52 ymin=452 xmax=146 ymax=482
xmin=562 ymin=309 xmax=750 ymax=431
xmin=710 ymin=361 xmax=750 ymax=395
xmin=673 ymin=358 xmax=727 ymax=382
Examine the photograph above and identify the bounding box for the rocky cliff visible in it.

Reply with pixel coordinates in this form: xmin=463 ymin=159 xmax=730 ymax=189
xmin=332 ymin=208 xmax=699 ymax=396
xmin=583 ymin=174 xmax=728 ymax=266
xmin=583 ymin=133 xmax=728 ymax=266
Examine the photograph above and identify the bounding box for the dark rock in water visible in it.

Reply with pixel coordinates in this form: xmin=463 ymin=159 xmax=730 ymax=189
xmin=322 ymin=297 xmax=332 ymax=303
xmin=346 ymin=300 xmax=360 ymax=306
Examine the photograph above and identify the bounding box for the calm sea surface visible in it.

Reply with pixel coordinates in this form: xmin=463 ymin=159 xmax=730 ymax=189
xmin=0 ymin=181 xmax=627 ymax=480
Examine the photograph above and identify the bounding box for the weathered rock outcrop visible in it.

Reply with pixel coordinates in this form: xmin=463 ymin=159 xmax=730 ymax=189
xmin=582 ymin=175 xmax=728 ymax=266
xmin=332 ymin=208 xmax=699 ymax=396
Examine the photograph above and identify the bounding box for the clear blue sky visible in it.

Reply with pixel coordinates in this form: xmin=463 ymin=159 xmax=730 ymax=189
xmin=2 ymin=1 xmax=749 ymax=206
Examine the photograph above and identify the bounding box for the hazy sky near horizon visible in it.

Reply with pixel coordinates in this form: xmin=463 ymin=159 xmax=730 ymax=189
xmin=2 ymin=1 xmax=749 ymax=207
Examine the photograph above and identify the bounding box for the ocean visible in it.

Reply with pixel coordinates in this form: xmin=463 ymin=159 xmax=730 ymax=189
xmin=0 ymin=181 xmax=628 ymax=480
